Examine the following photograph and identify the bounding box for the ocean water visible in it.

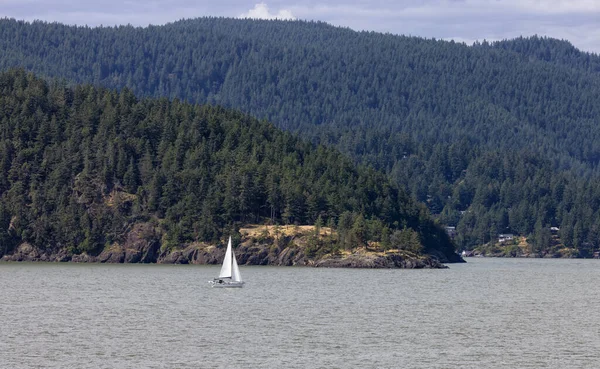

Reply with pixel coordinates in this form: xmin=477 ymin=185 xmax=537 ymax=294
xmin=1 ymin=258 xmax=599 ymax=368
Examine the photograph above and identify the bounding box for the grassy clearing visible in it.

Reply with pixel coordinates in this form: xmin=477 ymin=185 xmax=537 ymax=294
xmin=239 ymin=224 xmax=334 ymax=238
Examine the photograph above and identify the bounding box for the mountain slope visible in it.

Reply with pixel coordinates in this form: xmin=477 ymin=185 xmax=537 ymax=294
xmin=488 ymin=36 xmax=600 ymax=74
xmin=1 ymin=18 xmax=600 ymax=253
xmin=0 ymin=69 xmax=458 ymax=262
xmin=2 ymin=18 xmax=598 ymax=168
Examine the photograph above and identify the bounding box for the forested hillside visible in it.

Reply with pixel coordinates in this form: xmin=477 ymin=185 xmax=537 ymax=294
xmin=1 ymin=18 xmax=600 ymax=254
xmin=488 ymin=36 xmax=600 ymax=74
xmin=0 ymin=70 xmax=457 ymax=261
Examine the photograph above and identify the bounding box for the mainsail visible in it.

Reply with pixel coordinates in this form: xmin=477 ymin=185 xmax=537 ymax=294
xmin=218 ymin=237 xmax=233 ymax=278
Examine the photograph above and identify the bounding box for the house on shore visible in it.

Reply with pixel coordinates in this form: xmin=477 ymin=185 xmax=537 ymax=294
xmin=445 ymin=226 xmax=456 ymax=239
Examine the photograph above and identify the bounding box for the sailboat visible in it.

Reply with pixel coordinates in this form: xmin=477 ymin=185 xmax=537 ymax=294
xmin=209 ymin=236 xmax=245 ymax=288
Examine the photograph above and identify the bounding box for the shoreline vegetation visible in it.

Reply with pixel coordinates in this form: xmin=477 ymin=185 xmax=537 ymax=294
xmin=1 ymin=224 xmax=458 ymax=269
xmin=464 ymin=236 xmax=598 ymax=259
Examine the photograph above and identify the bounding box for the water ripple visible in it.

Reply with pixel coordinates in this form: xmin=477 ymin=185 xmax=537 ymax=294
xmin=1 ymin=259 xmax=599 ymax=368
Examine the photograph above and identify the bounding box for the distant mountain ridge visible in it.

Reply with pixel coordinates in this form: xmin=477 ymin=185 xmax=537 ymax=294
xmin=487 ymin=36 xmax=600 ymax=73
xmin=1 ymin=17 xmax=600 ymax=255
xmin=1 ymin=18 xmax=597 ymax=166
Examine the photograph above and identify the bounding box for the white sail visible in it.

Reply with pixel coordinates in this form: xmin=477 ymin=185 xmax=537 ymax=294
xmin=231 ymin=248 xmax=242 ymax=282
xmin=210 ymin=235 xmax=244 ymax=287
xmin=218 ymin=237 xmax=233 ymax=278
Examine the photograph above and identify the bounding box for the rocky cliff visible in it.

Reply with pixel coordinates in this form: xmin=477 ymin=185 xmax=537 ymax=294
xmin=1 ymin=224 xmax=461 ymax=268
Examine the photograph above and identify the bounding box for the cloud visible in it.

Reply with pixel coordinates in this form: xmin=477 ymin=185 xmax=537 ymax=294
xmin=288 ymin=0 xmax=600 ymax=53
xmin=509 ymin=0 xmax=600 ymax=14
xmin=239 ymin=2 xmax=296 ymax=20
xmin=291 ymin=0 xmax=600 ymax=21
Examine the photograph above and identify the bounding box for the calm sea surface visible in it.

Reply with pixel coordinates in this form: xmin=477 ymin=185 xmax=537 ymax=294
xmin=1 ymin=258 xmax=599 ymax=368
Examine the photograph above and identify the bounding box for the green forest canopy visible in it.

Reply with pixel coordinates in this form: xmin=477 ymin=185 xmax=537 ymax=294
xmin=0 ymin=69 xmax=457 ymax=260
xmin=1 ymin=18 xmax=600 ymax=254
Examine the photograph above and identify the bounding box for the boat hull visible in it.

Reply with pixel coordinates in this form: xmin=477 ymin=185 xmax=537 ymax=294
xmin=209 ymin=280 xmax=245 ymax=288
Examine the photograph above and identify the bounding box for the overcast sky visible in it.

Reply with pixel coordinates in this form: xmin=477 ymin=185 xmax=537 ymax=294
xmin=1 ymin=0 xmax=598 ymax=54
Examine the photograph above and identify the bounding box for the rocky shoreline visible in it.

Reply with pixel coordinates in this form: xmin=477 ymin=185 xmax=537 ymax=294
xmin=0 ymin=224 xmax=463 ymax=269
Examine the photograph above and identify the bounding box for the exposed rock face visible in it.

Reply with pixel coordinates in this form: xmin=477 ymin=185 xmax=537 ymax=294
xmin=98 ymin=247 xmax=125 ymax=263
xmin=314 ymin=253 xmax=447 ymax=269
xmin=427 ymin=250 xmax=465 ymax=264
xmin=1 ymin=243 xmax=72 ymax=262
xmin=92 ymin=223 xmax=161 ymax=263
xmin=155 ymin=242 xmax=309 ymax=266
xmin=71 ymin=253 xmax=95 ymax=263
xmin=1 ymin=224 xmax=462 ymax=269
xmin=2 ymin=243 xmax=40 ymax=262
xmin=122 ymin=223 xmax=160 ymax=263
